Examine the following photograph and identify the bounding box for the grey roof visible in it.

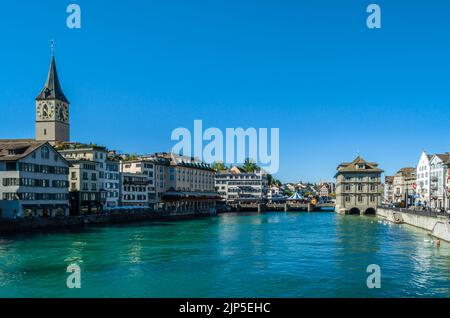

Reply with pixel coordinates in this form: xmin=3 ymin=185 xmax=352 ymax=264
xmin=434 ymin=153 xmax=449 ymax=162
xmin=396 ymin=167 xmax=416 ymax=178
xmin=36 ymin=53 xmax=69 ymax=103
xmin=0 ymin=139 xmax=69 ymax=166
xmin=0 ymin=139 xmax=45 ymax=161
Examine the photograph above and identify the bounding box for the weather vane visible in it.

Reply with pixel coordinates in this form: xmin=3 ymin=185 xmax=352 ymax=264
xmin=50 ymin=39 xmax=55 ymax=54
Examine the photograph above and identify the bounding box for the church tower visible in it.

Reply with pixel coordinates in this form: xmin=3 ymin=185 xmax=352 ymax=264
xmin=35 ymin=46 xmax=70 ymax=145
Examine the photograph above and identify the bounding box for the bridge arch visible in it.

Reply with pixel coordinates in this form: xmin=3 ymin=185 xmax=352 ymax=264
xmin=348 ymin=207 xmax=361 ymax=215
xmin=364 ymin=208 xmax=376 ymax=215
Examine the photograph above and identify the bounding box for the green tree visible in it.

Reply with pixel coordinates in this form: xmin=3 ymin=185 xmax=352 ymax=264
xmin=211 ymin=161 xmax=226 ymax=171
xmin=267 ymin=174 xmax=282 ymax=186
xmin=242 ymin=158 xmax=259 ymax=173
xmin=284 ymin=189 xmax=294 ymax=197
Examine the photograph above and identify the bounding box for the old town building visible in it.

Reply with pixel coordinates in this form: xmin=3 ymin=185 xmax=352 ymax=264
xmin=429 ymin=153 xmax=449 ymax=209
xmin=119 ymin=172 xmax=150 ymax=207
xmin=416 ymin=151 xmax=432 ymax=206
xmin=120 ymin=158 xmax=157 ymax=209
xmin=384 ymin=176 xmax=394 ymax=204
xmin=335 ymin=156 xmax=383 ymax=215
xmin=392 ymin=167 xmax=416 ymax=206
xmin=0 ymin=140 xmax=69 ymax=218
xmin=215 ymin=166 xmax=268 ymax=203
xmin=150 ymin=153 xmax=218 ymax=212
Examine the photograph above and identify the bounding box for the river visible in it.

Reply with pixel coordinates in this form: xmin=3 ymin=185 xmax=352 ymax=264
xmin=0 ymin=212 xmax=449 ymax=297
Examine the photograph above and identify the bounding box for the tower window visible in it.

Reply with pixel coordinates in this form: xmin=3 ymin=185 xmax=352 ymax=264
xmin=44 ymin=129 xmax=47 ymax=136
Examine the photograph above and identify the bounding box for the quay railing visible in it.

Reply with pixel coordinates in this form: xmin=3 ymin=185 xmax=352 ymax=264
xmin=379 ymin=206 xmax=450 ymax=219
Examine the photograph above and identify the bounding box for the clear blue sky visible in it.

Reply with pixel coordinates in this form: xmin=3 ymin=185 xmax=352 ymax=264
xmin=1 ymin=1 xmax=449 ymax=182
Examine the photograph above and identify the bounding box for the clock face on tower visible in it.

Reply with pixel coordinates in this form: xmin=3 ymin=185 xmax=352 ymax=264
xmin=37 ymin=102 xmax=68 ymax=122
xmin=56 ymin=103 xmax=69 ymax=123
xmin=39 ymin=103 xmax=50 ymax=119
xmin=39 ymin=103 xmax=54 ymax=120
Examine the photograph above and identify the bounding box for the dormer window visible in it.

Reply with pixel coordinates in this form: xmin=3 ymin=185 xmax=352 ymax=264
xmin=357 ymin=164 xmax=365 ymax=169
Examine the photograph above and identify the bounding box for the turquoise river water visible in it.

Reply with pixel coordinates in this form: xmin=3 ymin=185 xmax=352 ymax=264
xmin=0 ymin=212 xmax=449 ymax=298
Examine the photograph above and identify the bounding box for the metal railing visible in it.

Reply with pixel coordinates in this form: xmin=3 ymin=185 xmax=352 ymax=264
xmin=379 ymin=205 xmax=450 ymax=219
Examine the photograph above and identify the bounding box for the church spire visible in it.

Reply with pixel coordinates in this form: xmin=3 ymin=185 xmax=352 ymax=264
xmin=36 ymin=43 xmax=69 ymax=103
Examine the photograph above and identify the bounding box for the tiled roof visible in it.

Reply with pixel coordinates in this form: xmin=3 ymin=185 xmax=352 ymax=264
xmin=0 ymin=139 xmax=47 ymax=161
xmin=434 ymin=153 xmax=449 ymax=162
xmin=396 ymin=167 xmax=416 ymax=178
xmin=336 ymin=156 xmax=384 ymax=174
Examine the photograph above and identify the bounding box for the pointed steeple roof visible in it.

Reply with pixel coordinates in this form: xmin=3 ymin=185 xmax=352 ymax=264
xmin=36 ymin=51 xmax=69 ymax=103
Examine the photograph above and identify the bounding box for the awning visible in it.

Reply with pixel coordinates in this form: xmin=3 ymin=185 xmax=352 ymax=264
xmin=287 ymin=192 xmax=304 ymax=201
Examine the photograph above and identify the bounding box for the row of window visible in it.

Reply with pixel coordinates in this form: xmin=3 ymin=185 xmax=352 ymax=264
xmin=344 ymin=195 xmax=378 ymax=203
xmin=219 ymin=181 xmax=265 ymax=186
xmin=2 ymin=178 xmax=69 ymax=188
xmin=344 ymin=184 xmax=378 ymax=191
xmin=123 ymin=186 xmax=147 ymax=193
xmin=216 ymin=175 xmax=263 ymax=180
xmin=2 ymin=192 xmax=69 ymax=201
xmin=122 ymin=194 xmax=147 ymax=201
xmin=7 ymin=163 xmax=69 ymax=175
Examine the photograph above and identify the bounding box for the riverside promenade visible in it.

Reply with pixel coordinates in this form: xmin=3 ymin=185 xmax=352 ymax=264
xmin=377 ymin=207 xmax=450 ymax=242
xmin=0 ymin=209 xmax=216 ymax=235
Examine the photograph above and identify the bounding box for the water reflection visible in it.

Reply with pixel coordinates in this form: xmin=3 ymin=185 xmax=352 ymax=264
xmin=0 ymin=213 xmax=449 ymax=297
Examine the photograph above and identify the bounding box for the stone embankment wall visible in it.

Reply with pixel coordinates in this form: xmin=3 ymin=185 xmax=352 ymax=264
xmin=0 ymin=210 xmax=213 ymax=235
xmin=377 ymin=207 xmax=450 ymax=242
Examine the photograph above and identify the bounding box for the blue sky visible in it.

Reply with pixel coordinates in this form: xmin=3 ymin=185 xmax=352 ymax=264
xmin=0 ymin=0 xmax=449 ymax=182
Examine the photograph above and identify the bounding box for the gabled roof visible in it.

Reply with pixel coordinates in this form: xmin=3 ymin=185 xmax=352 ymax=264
xmin=0 ymin=139 xmax=69 ymax=165
xmin=432 ymin=153 xmax=449 ymax=163
xmin=36 ymin=53 xmax=69 ymax=103
xmin=336 ymin=156 xmax=384 ymax=175
xmin=396 ymin=167 xmax=416 ymax=178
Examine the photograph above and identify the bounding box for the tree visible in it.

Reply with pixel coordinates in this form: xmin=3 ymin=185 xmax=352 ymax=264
xmin=284 ymin=189 xmax=294 ymax=197
xmin=211 ymin=161 xmax=226 ymax=171
xmin=242 ymin=158 xmax=259 ymax=173
xmin=267 ymin=174 xmax=282 ymax=186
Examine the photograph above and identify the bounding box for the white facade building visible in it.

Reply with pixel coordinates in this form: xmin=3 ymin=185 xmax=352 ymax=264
xmin=57 ymin=144 xmax=119 ymax=209
xmin=416 ymin=151 xmax=431 ymax=206
xmin=120 ymin=159 xmax=156 ymax=208
xmin=0 ymin=140 xmax=69 ymax=218
xmin=215 ymin=167 xmax=268 ymax=202
xmin=267 ymin=185 xmax=285 ymax=202
xmin=119 ymin=172 xmax=150 ymax=207
xmin=429 ymin=154 xmax=449 ymax=209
